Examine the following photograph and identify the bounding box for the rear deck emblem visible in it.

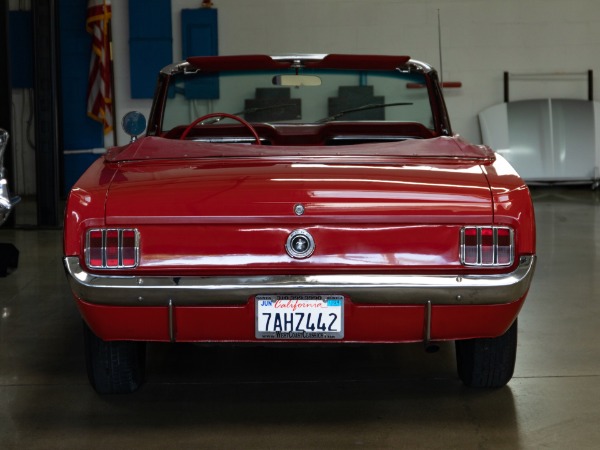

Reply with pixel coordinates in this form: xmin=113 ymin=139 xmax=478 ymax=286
xmin=286 ymin=229 xmax=315 ymax=259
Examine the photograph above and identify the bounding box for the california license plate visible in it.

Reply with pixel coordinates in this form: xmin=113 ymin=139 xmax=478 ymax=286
xmin=256 ymin=294 xmax=344 ymax=339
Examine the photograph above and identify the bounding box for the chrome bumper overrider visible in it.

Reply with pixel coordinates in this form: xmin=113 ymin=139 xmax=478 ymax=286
xmin=64 ymin=255 xmax=536 ymax=307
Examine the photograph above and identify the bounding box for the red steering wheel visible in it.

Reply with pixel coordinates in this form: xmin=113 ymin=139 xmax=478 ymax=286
xmin=179 ymin=112 xmax=261 ymax=145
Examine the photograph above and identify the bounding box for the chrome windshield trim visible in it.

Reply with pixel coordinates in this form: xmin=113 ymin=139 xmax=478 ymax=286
xmin=163 ymin=56 xmax=432 ymax=75
xmin=406 ymin=59 xmax=434 ymax=73
xmin=64 ymin=255 xmax=536 ymax=307
xmin=160 ymin=61 xmax=190 ymax=75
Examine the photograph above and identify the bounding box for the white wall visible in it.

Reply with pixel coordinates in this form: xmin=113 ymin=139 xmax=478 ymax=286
xmin=113 ymin=0 xmax=600 ymax=145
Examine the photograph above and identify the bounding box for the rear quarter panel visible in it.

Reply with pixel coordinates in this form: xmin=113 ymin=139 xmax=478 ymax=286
xmin=63 ymin=158 xmax=116 ymax=256
xmin=483 ymin=153 xmax=536 ymax=255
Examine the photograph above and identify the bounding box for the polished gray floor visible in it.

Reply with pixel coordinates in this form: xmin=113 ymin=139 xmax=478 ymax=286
xmin=1 ymin=187 xmax=599 ymax=449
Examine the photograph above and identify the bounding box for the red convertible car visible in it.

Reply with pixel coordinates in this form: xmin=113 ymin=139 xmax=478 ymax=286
xmin=63 ymin=54 xmax=536 ymax=393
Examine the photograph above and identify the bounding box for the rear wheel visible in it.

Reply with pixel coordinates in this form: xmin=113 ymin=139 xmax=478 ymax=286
xmin=455 ymin=319 xmax=518 ymax=388
xmin=83 ymin=322 xmax=146 ymax=394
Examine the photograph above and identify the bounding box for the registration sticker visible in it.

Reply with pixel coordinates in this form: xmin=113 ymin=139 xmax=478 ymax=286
xmin=256 ymin=294 xmax=344 ymax=339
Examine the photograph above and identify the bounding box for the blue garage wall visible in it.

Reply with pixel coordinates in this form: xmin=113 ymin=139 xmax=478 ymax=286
xmin=181 ymin=8 xmax=218 ymax=59
xmin=181 ymin=8 xmax=219 ymax=99
xmin=59 ymin=0 xmax=104 ymax=194
xmin=59 ymin=0 xmax=104 ymax=150
xmin=129 ymin=0 xmax=173 ymax=99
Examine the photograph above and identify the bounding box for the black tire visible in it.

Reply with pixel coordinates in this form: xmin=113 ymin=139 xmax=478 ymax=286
xmin=83 ymin=321 xmax=146 ymax=394
xmin=455 ymin=319 xmax=518 ymax=388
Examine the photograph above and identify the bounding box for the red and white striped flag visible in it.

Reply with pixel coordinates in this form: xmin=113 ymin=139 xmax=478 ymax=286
xmin=86 ymin=0 xmax=113 ymax=135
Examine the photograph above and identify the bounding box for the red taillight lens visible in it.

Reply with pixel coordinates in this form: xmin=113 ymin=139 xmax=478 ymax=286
xmin=86 ymin=229 xmax=139 ymax=269
xmin=105 ymin=230 xmax=120 ymax=267
xmin=480 ymin=227 xmax=494 ymax=265
xmin=121 ymin=229 xmax=137 ymax=267
xmin=88 ymin=230 xmax=104 ymax=267
xmin=462 ymin=227 xmax=478 ymax=265
xmin=496 ymin=228 xmax=512 ymax=265
xmin=460 ymin=226 xmax=513 ymax=267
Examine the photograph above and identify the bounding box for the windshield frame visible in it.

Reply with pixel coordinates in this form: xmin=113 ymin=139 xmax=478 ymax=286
xmin=146 ymin=55 xmax=452 ymax=138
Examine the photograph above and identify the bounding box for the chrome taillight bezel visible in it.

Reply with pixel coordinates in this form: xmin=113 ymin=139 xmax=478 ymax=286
xmin=460 ymin=226 xmax=514 ymax=267
xmin=85 ymin=228 xmax=140 ymax=269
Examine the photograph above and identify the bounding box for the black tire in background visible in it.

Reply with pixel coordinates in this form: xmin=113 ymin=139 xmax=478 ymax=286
xmin=455 ymin=319 xmax=518 ymax=388
xmin=83 ymin=321 xmax=147 ymax=394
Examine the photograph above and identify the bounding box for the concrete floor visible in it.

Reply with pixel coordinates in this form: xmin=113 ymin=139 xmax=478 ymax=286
xmin=1 ymin=186 xmax=599 ymax=449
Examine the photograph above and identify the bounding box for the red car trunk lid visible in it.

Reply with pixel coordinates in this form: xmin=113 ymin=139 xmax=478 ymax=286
xmin=105 ymin=136 xmax=494 ymax=224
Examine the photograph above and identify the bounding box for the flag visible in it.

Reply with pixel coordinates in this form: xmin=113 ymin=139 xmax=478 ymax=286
xmin=86 ymin=0 xmax=113 ymax=135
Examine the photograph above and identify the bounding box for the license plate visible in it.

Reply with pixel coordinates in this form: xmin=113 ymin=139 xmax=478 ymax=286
xmin=256 ymin=294 xmax=344 ymax=339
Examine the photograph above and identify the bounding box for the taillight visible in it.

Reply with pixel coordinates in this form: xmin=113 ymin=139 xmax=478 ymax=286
xmin=86 ymin=228 xmax=139 ymax=268
xmin=460 ymin=226 xmax=514 ymax=266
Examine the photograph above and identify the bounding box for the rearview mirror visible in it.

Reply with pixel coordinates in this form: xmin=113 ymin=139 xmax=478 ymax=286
xmin=272 ymin=75 xmax=322 ymax=87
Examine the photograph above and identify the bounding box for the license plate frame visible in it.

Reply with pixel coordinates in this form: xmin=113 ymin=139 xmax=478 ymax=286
xmin=255 ymin=294 xmax=344 ymax=339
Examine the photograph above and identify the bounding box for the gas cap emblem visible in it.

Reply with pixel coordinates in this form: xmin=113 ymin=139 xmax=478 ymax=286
xmin=285 ymin=229 xmax=315 ymax=259
xmin=294 ymin=203 xmax=305 ymax=216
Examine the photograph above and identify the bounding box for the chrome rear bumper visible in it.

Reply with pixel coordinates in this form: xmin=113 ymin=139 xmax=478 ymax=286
xmin=64 ymin=255 xmax=536 ymax=307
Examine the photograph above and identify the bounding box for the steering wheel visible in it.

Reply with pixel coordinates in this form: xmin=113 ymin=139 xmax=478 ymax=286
xmin=179 ymin=112 xmax=261 ymax=145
